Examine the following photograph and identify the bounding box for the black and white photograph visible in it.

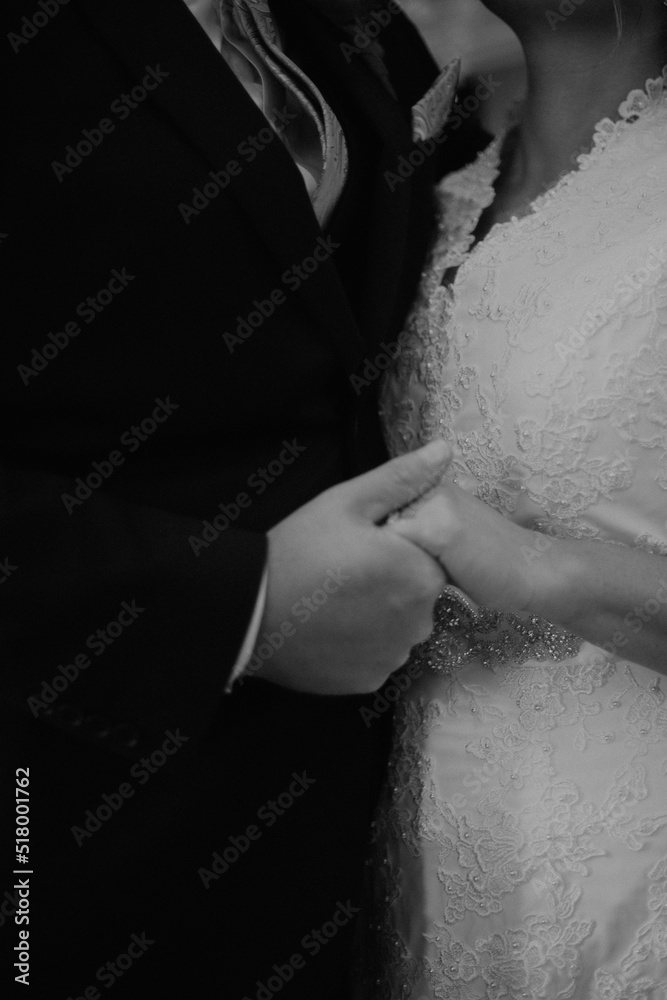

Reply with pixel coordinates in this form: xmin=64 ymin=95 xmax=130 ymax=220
xmin=1 ymin=1 xmax=667 ymax=998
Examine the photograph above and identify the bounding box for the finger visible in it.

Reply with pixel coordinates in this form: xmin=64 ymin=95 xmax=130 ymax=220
xmin=387 ymin=499 xmax=452 ymax=562
xmin=347 ymin=440 xmax=452 ymax=523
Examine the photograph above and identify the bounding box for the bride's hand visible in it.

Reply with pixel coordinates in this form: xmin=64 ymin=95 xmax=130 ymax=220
xmin=388 ymin=482 xmax=547 ymax=615
xmin=389 ymin=478 xmax=667 ymax=673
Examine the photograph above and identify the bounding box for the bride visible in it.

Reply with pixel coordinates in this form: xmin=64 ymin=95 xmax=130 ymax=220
xmin=364 ymin=0 xmax=667 ymax=997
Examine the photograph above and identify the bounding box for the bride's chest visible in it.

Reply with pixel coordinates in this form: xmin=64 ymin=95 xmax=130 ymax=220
xmin=436 ymin=145 xmax=667 ymax=404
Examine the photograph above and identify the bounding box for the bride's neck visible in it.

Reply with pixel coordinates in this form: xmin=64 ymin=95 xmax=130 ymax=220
xmin=495 ymin=5 xmax=667 ymax=209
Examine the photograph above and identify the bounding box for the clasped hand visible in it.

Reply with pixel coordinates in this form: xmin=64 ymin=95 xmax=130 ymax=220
xmin=254 ymin=439 xmax=549 ymax=696
xmin=388 ymin=476 xmax=541 ymax=616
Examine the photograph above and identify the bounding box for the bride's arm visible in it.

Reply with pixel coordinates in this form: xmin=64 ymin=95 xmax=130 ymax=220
xmin=390 ymin=480 xmax=667 ymax=672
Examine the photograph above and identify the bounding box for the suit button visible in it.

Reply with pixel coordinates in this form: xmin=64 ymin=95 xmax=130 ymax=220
xmin=108 ymin=724 xmax=140 ymax=752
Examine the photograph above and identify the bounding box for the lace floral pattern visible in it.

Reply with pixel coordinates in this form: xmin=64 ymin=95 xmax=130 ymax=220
xmin=381 ymin=65 xmax=667 ymax=540
xmin=363 ymin=69 xmax=667 ymax=1000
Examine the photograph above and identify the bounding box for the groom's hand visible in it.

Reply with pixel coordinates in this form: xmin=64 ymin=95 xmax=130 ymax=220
xmin=250 ymin=440 xmax=451 ymax=694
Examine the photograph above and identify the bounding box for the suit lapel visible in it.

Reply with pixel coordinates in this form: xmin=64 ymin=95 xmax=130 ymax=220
xmin=75 ymin=0 xmax=437 ymax=368
xmin=74 ymin=0 xmax=366 ymax=367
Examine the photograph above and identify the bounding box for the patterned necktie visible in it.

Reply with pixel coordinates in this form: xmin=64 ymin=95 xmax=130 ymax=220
xmin=218 ymin=0 xmax=348 ymax=225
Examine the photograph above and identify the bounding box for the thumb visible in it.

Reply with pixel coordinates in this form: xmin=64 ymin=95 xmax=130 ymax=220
xmin=349 ymin=440 xmax=451 ymax=523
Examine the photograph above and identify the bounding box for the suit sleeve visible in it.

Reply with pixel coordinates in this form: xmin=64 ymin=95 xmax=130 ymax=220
xmin=1 ymin=464 xmax=268 ymax=757
xmin=0 ymin=0 xmax=354 ymax=762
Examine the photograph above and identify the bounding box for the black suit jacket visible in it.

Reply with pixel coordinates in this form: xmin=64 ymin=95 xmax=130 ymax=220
xmin=0 ymin=1 xmax=471 ymax=995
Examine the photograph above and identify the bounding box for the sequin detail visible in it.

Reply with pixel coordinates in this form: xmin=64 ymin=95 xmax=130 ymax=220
xmin=411 ymin=587 xmax=582 ymax=676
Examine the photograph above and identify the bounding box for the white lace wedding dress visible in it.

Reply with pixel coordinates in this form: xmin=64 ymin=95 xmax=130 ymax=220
xmin=366 ymin=68 xmax=667 ymax=1000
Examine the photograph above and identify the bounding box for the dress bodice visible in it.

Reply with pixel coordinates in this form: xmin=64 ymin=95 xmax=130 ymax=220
xmin=382 ymin=66 xmax=667 ymax=554
xmin=368 ymin=68 xmax=667 ymax=1000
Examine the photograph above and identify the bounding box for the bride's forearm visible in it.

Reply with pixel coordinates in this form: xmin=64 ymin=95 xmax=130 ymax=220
xmin=530 ymin=538 xmax=667 ymax=673
xmin=390 ymin=484 xmax=667 ymax=672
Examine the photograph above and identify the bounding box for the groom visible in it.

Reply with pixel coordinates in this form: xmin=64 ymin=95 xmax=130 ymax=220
xmin=0 ymin=0 xmax=477 ymax=996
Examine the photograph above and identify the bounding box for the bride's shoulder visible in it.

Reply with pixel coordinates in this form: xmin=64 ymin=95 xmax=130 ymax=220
xmin=579 ymin=64 xmax=667 ymax=175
